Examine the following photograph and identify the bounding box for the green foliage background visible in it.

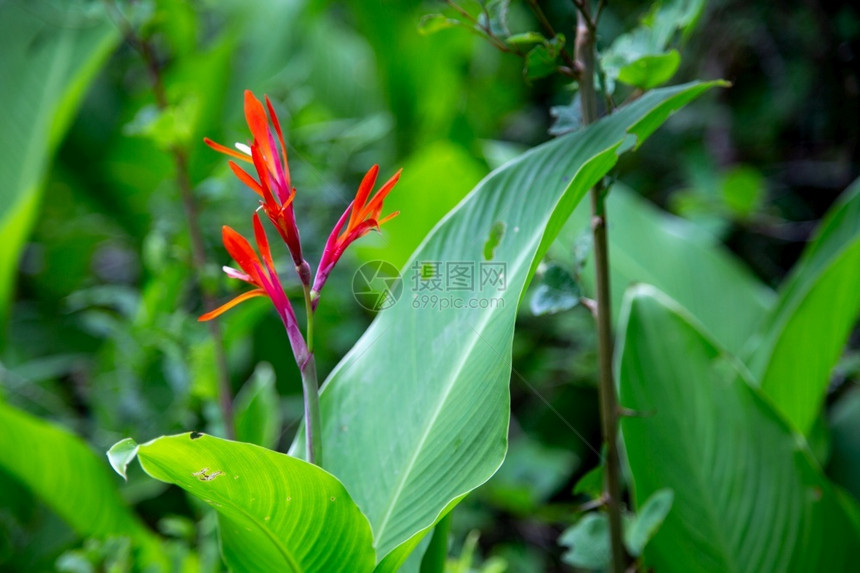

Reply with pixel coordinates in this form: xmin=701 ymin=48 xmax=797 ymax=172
xmin=0 ymin=0 xmax=858 ymax=571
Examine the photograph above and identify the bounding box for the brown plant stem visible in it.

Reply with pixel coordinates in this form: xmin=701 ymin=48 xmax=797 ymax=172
xmin=109 ymin=3 xmax=235 ymax=439
xmin=575 ymin=4 xmax=626 ymax=572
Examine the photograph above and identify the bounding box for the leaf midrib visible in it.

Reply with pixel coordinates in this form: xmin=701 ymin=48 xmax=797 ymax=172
xmin=371 ymin=244 xmax=535 ymax=550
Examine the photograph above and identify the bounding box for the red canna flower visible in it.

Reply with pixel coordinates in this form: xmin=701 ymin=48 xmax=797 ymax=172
xmin=200 ymin=213 xmax=308 ymax=367
xmin=311 ymin=164 xmax=402 ymax=301
xmin=204 ymin=90 xmax=309 ymax=284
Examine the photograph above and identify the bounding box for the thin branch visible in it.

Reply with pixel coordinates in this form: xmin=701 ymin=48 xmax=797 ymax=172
xmin=575 ymin=3 xmax=626 ymax=572
xmin=595 ymin=0 xmax=607 ymax=27
xmin=445 ymin=0 xmax=522 ymax=55
xmin=570 ymin=0 xmax=596 ymax=32
xmin=526 ymin=0 xmax=578 ymax=70
xmin=106 ymin=1 xmax=235 ymax=439
xmin=574 ymin=494 xmax=609 ymax=513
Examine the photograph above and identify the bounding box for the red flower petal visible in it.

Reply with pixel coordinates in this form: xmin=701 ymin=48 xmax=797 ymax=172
xmin=348 ymin=164 xmax=379 ymax=230
xmin=199 ymin=289 xmax=266 ymax=321
xmin=228 ymin=161 xmax=264 ymax=197
xmin=222 ymin=225 xmax=264 ymax=285
xmin=204 ymin=137 xmax=252 ymax=163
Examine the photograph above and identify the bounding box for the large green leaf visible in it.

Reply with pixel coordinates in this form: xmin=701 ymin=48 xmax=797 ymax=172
xmin=554 ymin=184 xmax=774 ymax=355
xmin=291 ymin=81 xmax=725 ymax=568
xmin=132 ymin=433 xmax=375 ymax=572
xmin=0 ymin=403 xmax=163 ymax=565
xmin=746 ymin=179 xmax=860 ymax=433
xmin=618 ymin=286 xmax=860 ymax=572
xmin=0 ymin=1 xmax=118 ymax=331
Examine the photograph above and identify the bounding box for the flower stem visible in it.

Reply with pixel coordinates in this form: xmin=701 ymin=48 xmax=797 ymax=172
xmin=301 ymin=283 xmax=322 ymax=465
xmin=575 ymin=4 xmax=626 ymax=572
xmin=303 ymin=284 xmax=315 ymax=355
xmin=300 ymin=355 xmax=322 ymax=466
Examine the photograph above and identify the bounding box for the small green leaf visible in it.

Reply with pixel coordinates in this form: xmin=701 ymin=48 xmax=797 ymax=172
xmin=478 ymin=0 xmax=511 ymax=37
xmin=506 ymin=31 xmax=546 ymax=46
xmin=560 ymin=488 xmax=673 ymax=567
xmin=559 ymin=513 xmax=611 ymax=569
xmin=617 ymin=50 xmax=681 ymax=90
xmin=573 ymin=462 xmax=604 ymax=499
xmin=524 ymin=35 xmax=565 ymax=80
xmin=530 ymin=264 xmax=581 ymax=315
xmin=418 ymin=14 xmax=461 ymax=36
xmin=645 ymin=0 xmax=706 ymax=44
xmin=234 ymin=362 xmax=282 ymax=449
xmin=107 ymin=438 xmax=140 ymax=481
xmin=624 ymin=488 xmax=673 ymax=556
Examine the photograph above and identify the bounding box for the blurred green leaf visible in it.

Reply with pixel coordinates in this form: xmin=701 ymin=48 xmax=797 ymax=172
xmin=618 ymin=286 xmax=860 ymax=571
xmin=106 ymin=438 xmax=140 ymax=482
xmin=644 ymin=0 xmax=706 ymax=45
xmin=559 ymin=513 xmax=611 ymax=570
xmin=559 ymin=488 xmax=672 ymax=568
xmin=624 ymin=488 xmax=673 ymax=557
xmin=600 ymin=0 xmax=704 ymax=92
xmin=828 ymin=388 xmax=860 ymax=502
xmin=506 ymin=31 xmax=547 ymax=46
xmin=525 ymin=35 xmax=565 ymax=80
xmin=56 ymin=536 xmax=132 ymax=573
xmin=446 ymin=529 xmax=506 ymax=573
xmin=573 ymin=462 xmax=604 ymax=499
xmin=154 ymin=0 xmax=197 ymax=58
xmin=291 ymin=82 xmax=724 ymax=570
xmin=530 ymin=264 xmax=581 ymax=316
xmin=747 ymin=178 xmax=860 ymax=434
xmin=555 ymin=185 xmax=773 ymax=355
xmin=418 ymin=14 xmax=462 ymax=36
xmin=0 ymin=1 xmax=119 ymax=331
xmin=418 ymin=512 xmax=451 ymax=573
xmin=483 ymin=434 xmax=577 ymax=514
xmin=0 ymin=404 xmax=163 ymax=566
xmin=124 ymin=97 xmax=200 ymax=150
xmin=549 ymin=95 xmax=583 ymax=136
xmin=617 ymin=50 xmax=681 ymax=90
xmin=233 ymin=362 xmax=282 ymax=450
xmin=134 ymin=433 xmax=376 ymax=572
xmin=478 ymin=0 xmax=511 ymax=38
xmin=721 ymin=165 xmax=766 ymax=218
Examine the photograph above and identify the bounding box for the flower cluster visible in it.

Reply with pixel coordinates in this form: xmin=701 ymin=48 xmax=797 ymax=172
xmin=201 ymin=90 xmax=400 ymax=362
